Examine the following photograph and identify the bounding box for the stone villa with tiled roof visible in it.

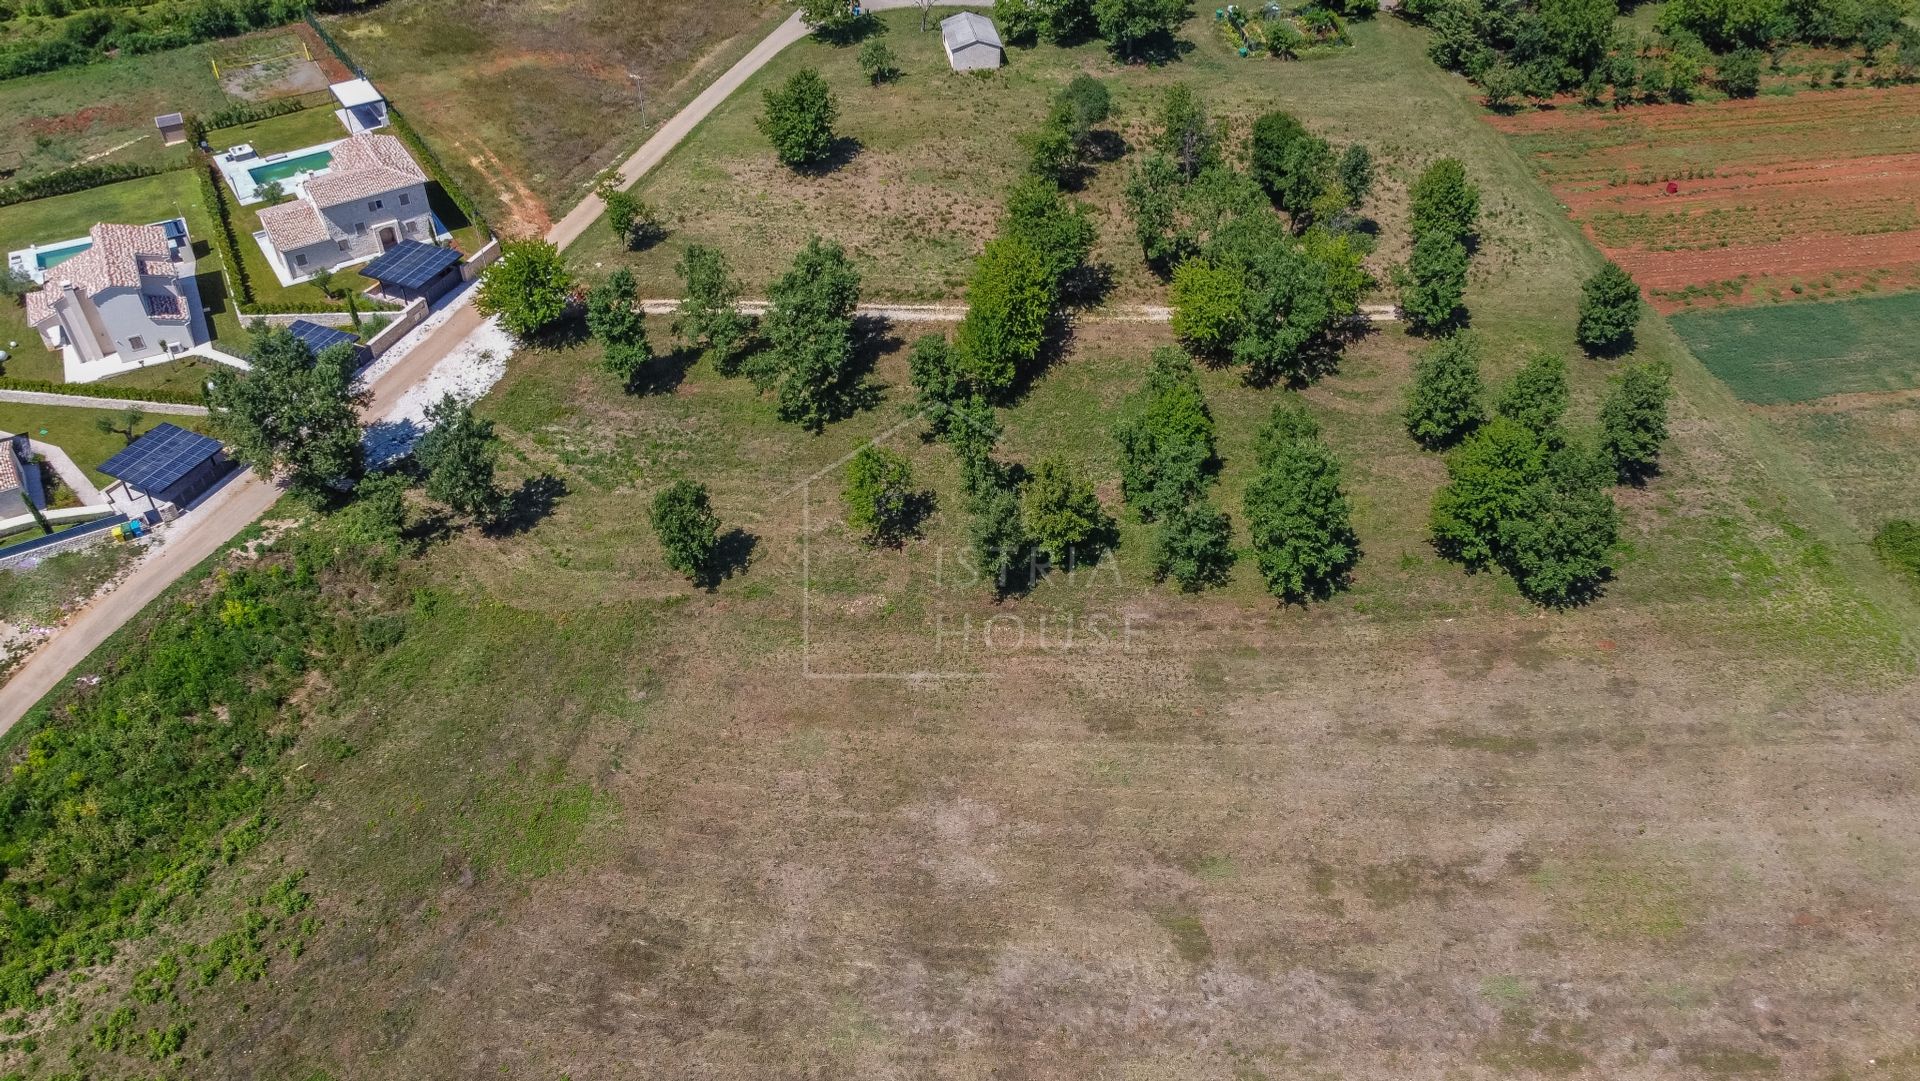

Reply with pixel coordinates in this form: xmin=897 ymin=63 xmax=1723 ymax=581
xmin=24 ymin=222 xmax=199 ymax=366
xmin=256 ymin=132 xmax=435 ymax=282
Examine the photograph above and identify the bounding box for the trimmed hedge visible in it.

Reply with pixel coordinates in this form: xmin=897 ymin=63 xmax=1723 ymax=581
xmin=0 ymin=161 xmax=169 ymax=208
xmin=239 ymin=298 xmax=402 ymax=315
xmin=0 ymin=378 xmax=206 ymax=406
xmin=197 ymin=155 xmax=256 ymax=306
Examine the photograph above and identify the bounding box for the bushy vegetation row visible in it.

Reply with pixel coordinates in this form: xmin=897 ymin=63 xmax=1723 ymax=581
xmin=0 ymin=378 xmax=204 ymax=406
xmin=0 ymin=160 xmax=167 ymax=208
xmin=1403 ymin=0 xmax=1920 ymax=109
xmin=0 ymin=0 xmax=368 ymax=81
xmin=203 ymin=94 xmax=318 ymax=132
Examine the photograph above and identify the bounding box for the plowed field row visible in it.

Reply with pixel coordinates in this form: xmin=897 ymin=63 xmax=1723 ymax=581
xmin=1493 ymin=85 xmax=1920 ymax=310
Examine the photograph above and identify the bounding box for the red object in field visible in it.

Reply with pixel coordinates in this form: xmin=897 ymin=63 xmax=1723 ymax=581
xmin=1666 ymin=181 xmax=1679 ymax=194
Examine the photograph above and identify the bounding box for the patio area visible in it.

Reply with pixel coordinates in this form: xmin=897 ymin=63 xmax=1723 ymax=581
xmin=215 ymin=139 xmax=344 ymax=206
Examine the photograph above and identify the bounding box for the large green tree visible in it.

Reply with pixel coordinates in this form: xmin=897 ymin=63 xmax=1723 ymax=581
xmin=1244 ymin=401 xmax=1358 ymax=601
xmin=1151 ymin=498 xmax=1236 ymax=591
xmin=1151 ymin=83 xmax=1217 ymax=176
xmin=1495 ymin=350 xmax=1571 ymax=438
xmin=1249 ymin=110 xmax=1333 ymax=224
xmin=1095 ymin=0 xmax=1190 ymax=59
xmin=969 ymin=480 xmax=1031 ymax=593
xmin=1429 ymin=415 xmax=1547 ymax=568
xmin=1168 ymin=258 xmax=1247 ymax=356
xmin=674 ymin=244 xmax=753 ymax=373
xmin=759 ymin=236 xmax=864 ymax=430
xmin=207 ymin=325 xmax=365 ymax=503
xmin=1598 ymin=359 xmax=1673 ymax=483
xmin=415 ymin=392 xmax=505 ymax=522
xmin=475 ymin=239 xmax=572 ymax=339
xmin=758 ymin=67 xmax=840 ymax=169
xmin=1403 ymin=332 xmax=1487 ymax=449
xmin=1399 ymin=228 xmax=1469 ymax=332
xmin=1021 ymin=456 xmax=1112 ymax=566
xmin=1497 ymin=440 xmax=1620 ymax=606
xmin=1576 ymin=261 xmax=1645 ymax=355
xmin=1408 ymin=158 xmax=1481 ymax=243
xmin=1113 ymin=347 xmax=1217 ymax=520
xmin=954 ymin=235 xmax=1054 ymax=396
xmin=650 ymin=480 xmax=721 ymax=585
xmin=585 ymin=268 xmax=652 ymax=388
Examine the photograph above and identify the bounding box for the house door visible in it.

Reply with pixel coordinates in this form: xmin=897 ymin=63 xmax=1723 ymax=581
xmin=378 ymin=226 xmax=398 ymax=249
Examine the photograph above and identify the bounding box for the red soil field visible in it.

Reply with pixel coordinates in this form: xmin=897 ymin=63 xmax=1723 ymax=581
xmin=1490 ymin=86 xmax=1920 ymax=311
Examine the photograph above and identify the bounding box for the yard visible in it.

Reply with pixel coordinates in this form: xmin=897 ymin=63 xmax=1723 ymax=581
xmin=0 ymin=402 xmax=210 ymax=484
xmin=321 ymin=0 xmax=789 ymax=235
xmin=0 ymin=25 xmax=347 ymax=187
xmin=12 ymin=11 xmax=1906 ymax=1081
xmin=4 ymin=6 xmax=1920 ymax=1080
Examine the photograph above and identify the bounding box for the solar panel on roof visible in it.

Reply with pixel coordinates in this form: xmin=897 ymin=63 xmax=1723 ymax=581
xmin=361 ymin=241 xmax=461 ymax=290
xmin=287 ymin=319 xmax=358 ymax=358
xmin=98 ymin=423 xmax=222 ymax=495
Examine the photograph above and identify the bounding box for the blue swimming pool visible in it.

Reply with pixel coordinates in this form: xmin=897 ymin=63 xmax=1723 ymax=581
xmin=248 ymin=148 xmax=334 ymax=186
xmin=35 ymin=238 xmax=91 ymax=270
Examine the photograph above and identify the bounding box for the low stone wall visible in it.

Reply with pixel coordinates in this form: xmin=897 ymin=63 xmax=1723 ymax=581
xmin=0 ymin=514 xmax=130 ymax=570
xmin=365 ymin=299 xmax=429 ymax=358
xmin=461 ymin=237 xmax=502 ymax=282
xmin=244 ymin=311 xmax=359 ymax=327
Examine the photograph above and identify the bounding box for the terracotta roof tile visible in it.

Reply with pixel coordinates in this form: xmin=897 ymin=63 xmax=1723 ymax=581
xmin=259 ymin=199 xmax=331 ymax=251
xmin=0 ymin=445 xmax=19 ymax=494
xmin=306 ymin=132 xmax=425 ymax=208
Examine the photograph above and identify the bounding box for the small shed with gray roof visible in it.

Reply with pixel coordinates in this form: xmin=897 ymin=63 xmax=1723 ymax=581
xmin=940 ymin=12 xmax=1004 ymax=71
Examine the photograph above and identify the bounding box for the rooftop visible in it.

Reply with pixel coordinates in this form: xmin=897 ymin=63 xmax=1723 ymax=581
xmin=305 ymin=132 xmax=425 ymax=208
xmin=941 ymin=11 xmax=1002 ymax=51
xmin=98 ymin=423 xmax=223 ymax=495
xmin=329 ymin=78 xmax=384 ymax=109
xmin=258 ymin=198 xmax=332 ymax=251
xmin=42 ymin=223 xmax=173 ymax=296
xmin=360 ymin=240 xmax=460 ymax=289
xmin=287 ymin=319 xmax=360 ymax=358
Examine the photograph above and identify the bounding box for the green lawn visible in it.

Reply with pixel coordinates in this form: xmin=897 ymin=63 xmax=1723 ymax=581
xmin=205 ymin=103 xmax=347 ymax=155
xmin=1670 ymin=292 xmax=1920 ymax=404
xmin=0 ymin=169 xmax=253 ymax=377
xmin=0 ymin=402 xmax=210 ymax=484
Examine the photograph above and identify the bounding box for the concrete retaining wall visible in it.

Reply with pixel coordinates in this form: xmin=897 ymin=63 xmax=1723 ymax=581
xmin=365 ymin=299 xmax=430 ymax=358
xmin=460 ymin=237 xmax=502 ymax=282
xmin=0 ymin=514 xmax=130 ymax=570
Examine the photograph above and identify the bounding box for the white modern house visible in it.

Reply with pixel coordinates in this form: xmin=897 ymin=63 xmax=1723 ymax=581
xmin=329 ymin=78 xmax=389 ymax=134
xmin=255 ymin=131 xmax=438 ymax=284
xmin=940 ymin=12 xmax=1004 ymax=71
xmin=23 ymin=222 xmax=205 ymax=371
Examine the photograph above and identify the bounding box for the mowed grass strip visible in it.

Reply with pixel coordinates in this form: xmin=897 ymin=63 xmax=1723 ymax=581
xmin=1670 ymin=292 xmax=1920 ymax=404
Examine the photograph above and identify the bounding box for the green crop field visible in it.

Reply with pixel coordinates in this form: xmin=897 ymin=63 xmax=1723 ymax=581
xmin=1671 ymin=292 xmax=1920 ymax=404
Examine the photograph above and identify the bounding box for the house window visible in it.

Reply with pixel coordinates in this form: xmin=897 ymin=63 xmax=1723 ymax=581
xmin=295 ymin=254 xmax=309 ymax=267
xmin=338 ymin=240 xmax=350 ymax=252
xmin=403 ymin=221 xmax=418 ymax=234
xmin=355 ymin=222 xmax=368 ymax=235
xmin=128 ymin=336 xmax=145 ymax=351
xmin=399 ymin=192 xmax=411 ymax=206
xmin=368 ymin=199 xmax=383 ymax=211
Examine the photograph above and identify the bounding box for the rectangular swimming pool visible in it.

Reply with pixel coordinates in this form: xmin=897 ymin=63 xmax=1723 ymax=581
xmin=248 ymin=149 xmax=334 ymax=186
xmin=35 ymin=239 xmax=91 ymax=270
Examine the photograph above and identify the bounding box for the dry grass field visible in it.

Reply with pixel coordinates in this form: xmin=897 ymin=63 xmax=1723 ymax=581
xmin=323 ymin=0 xmax=787 ymax=235
xmin=5 ymin=11 xmax=1920 ymax=1081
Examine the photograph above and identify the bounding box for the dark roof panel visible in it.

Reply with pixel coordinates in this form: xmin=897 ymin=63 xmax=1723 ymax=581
xmin=360 ymin=240 xmax=461 ymax=290
xmin=288 ymin=318 xmax=359 ymax=357
xmin=98 ymin=423 xmax=222 ymax=494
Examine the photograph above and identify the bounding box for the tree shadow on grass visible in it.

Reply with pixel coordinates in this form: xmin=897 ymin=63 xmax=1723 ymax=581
xmin=483 ymin=473 xmax=568 ymax=537
xmin=795 ymin=136 xmax=865 ymax=177
xmin=700 ymin=528 xmax=759 ymax=590
xmin=527 ymin=309 xmax=591 ymax=350
xmin=624 ymin=346 xmax=697 ymax=396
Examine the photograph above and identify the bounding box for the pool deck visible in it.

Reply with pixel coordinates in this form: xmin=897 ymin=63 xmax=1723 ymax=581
xmin=216 ymin=138 xmax=345 ymax=206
